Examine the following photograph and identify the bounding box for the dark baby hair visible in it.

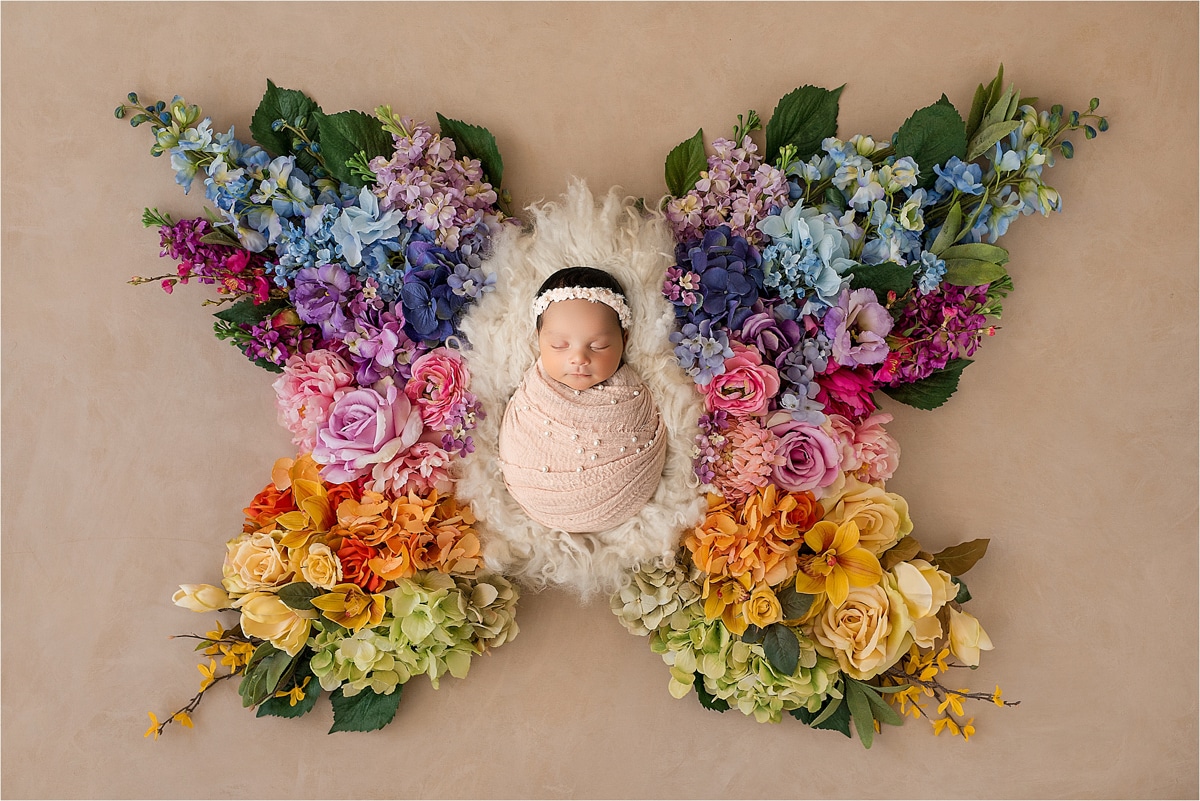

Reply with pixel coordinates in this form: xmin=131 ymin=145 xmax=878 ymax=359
xmin=534 ymin=266 xmax=627 ymax=331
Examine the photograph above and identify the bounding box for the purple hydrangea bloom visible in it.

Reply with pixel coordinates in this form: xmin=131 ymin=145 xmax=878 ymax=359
xmin=673 ymin=225 xmax=764 ymax=330
xmin=292 ymin=263 xmax=353 ymax=338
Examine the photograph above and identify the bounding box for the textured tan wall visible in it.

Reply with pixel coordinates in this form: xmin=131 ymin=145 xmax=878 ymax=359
xmin=2 ymin=2 xmax=1196 ymax=798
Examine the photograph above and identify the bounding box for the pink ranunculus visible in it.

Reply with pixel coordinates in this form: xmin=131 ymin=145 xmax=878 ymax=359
xmin=272 ymin=349 xmax=356 ymax=452
xmin=702 ymin=342 xmax=781 ymax=417
xmin=311 ymin=383 xmax=424 ymax=483
xmin=404 ymin=347 xmax=473 ymax=431
xmin=765 ymin=411 xmax=841 ymax=492
xmin=814 ymin=365 xmax=878 ymax=423
xmin=370 ymin=440 xmax=453 ymax=496
xmin=850 ymin=413 xmax=900 ymax=483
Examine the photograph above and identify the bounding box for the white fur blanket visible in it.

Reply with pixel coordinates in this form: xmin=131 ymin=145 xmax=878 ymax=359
xmin=455 ymin=181 xmax=707 ymax=598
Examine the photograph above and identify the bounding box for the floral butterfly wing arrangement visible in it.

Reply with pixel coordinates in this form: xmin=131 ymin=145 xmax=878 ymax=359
xmin=119 ymin=65 xmax=1107 ymax=745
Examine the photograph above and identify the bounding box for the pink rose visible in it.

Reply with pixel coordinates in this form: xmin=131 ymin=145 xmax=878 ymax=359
xmin=850 ymin=413 xmax=900 ymax=483
xmin=824 ymin=413 xmax=861 ymax=474
xmin=765 ymin=411 xmax=840 ymax=492
xmin=404 ymin=347 xmax=474 ymax=431
xmin=702 ymin=342 xmax=780 ymax=417
xmin=312 ymin=383 xmax=424 ymax=483
xmin=272 ymin=349 xmax=356 ymax=452
xmin=370 ymin=440 xmax=453 ymax=496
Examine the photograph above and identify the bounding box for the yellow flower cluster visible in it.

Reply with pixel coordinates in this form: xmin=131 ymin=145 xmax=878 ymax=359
xmin=882 ymin=644 xmax=1004 ymax=742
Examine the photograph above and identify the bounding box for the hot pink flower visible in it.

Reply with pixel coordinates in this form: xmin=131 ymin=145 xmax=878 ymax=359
xmin=273 ymin=349 xmax=356 ymax=452
xmin=702 ymin=342 xmax=780 ymax=417
xmin=369 ymin=440 xmax=453 ymax=496
xmin=814 ymin=365 xmax=878 ymax=423
xmin=312 ymin=383 xmax=424 ymax=484
xmin=849 ymin=413 xmax=900 ymax=483
xmin=404 ymin=347 xmax=474 ymax=431
xmin=766 ymin=411 xmax=841 ymax=493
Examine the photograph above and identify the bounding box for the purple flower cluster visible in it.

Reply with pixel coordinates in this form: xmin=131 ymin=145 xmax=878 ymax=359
xmin=158 ymin=217 xmax=272 ymax=303
xmin=875 ymin=284 xmax=990 ymax=386
xmin=669 ymin=226 xmax=765 ymax=330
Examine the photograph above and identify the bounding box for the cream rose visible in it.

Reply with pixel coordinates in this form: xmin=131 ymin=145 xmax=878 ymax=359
xmin=234 ymin=591 xmax=316 ymax=657
xmin=299 ymin=542 xmax=343 ymax=590
xmin=948 ymin=607 xmax=994 ymax=667
xmin=889 ymin=559 xmax=955 ymax=648
xmin=222 ymin=531 xmax=295 ymax=596
xmin=812 ymin=581 xmax=911 ymax=680
xmin=820 ymin=476 xmax=912 ymax=555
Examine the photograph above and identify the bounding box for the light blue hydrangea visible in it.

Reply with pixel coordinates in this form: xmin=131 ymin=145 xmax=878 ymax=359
xmin=917 ymin=250 xmax=947 ymax=294
xmin=933 ymin=156 xmax=985 ymax=196
xmin=757 ymin=201 xmax=855 ymax=316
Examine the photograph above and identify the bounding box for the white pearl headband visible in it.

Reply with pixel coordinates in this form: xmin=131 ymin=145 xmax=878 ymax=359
xmin=532 ymin=286 xmax=632 ymax=329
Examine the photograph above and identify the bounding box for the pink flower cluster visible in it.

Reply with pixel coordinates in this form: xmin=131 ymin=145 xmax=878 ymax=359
xmin=369 ymin=119 xmax=500 ymax=252
xmin=273 ymin=349 xmax=357 ymax=452
xmin=664 ymin=136 xmax=789 ymax=246
xmin=702 ymin=342 xmax=780 ymax=417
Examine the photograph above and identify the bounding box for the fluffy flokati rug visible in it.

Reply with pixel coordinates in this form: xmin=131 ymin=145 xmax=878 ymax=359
xmin=456 ymin=180 xmax=707 ymax=598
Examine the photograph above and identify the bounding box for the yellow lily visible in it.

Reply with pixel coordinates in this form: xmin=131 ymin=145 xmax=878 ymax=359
xmin=311 ymin=583 xmax=386 ymax=632
xmin=792 ymin=519 xmax=882 ymax=607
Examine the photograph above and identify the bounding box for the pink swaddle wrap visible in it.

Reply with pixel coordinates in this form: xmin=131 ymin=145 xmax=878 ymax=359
xmin=498 ymin=359 xmax=667 ymax=533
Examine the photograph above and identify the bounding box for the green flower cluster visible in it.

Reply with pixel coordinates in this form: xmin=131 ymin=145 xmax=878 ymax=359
xmin=610 ymin=558 xmax=704 ymax=636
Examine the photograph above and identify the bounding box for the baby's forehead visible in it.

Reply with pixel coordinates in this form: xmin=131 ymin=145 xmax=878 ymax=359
xmin=539 ymin=299 xmax=623 ymax=333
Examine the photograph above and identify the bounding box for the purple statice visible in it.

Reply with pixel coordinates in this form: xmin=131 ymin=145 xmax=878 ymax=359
xmin=875 ymin=284 xmax=990 ymax=386
xmin=670 ymin=319 xmax=734 ymax=385
xmin=664 ymin=135 xmax=789 ymax=245
xmin=673 ymin=226 xmax=764 ymax=330
xmin=291 ymin=263 xmax=354 ymax=338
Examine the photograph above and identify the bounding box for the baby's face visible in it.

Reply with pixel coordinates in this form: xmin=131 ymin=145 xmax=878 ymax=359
xmin=537 ymin=299 xmax=626 ymax=391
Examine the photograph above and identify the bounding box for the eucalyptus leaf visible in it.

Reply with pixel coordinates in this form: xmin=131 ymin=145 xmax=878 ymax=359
xmin=764 ymin=85 xmax=844 ymax=164
xmin=930 ymin=201 xmax=963 ymax=255
xmin=664 ymin=128 xmax=707 ymax=197
xmin=943 ymin=259 xmax=1008 ymax=286
xmin=894 ymin=101 xmax=967 ymax=189
xmin=328 ymin=686 xmax=403 ymax=733
xmin=314 ymin=109 xmax=394 ymax=187
xmin=249 ymin=80 xmax=323 ymax=157
xmin=277 ymin=581 xmax=321 ymax=611
xmin=932 ymin=538 xmax=991 ymax=576
xmin=881 ymin=358 xmax=973 ymax=411
xmin=762 ymin=623 xmax=800 ymax=676
xmin=844 ymin=680 xmax=875 ymax=748
xmin=437 ymin=113 xmax=504 ymax=189
xmin=848 ymin=261 xmax=918 ymax=300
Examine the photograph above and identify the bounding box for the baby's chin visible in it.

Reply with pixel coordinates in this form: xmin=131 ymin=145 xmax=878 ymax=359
xmin=551 ymin=371 xmax=608 ymax=392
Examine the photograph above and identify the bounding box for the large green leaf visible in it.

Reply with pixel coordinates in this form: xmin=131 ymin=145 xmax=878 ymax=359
xmin=277 ymin=581 xmax=321 ymax=612
xmin=762 ymin=623 xmax=800 ymax=676
xmin=249 ymin=80 xmax=322 ymax=158
xmin=848 ymin=261 xmax=918 ymax=300
xmin=437 ymin=113 xmax=504 ymax=189
xmin=776 ymin=584 xmax=815 ymax=621
xmin=328 ymin=686 xmax=403 ymax=733
xmin=940 ymin=242 xmax=1010 ymax=266
xmin=211 ymin=297 xmax=288 ymax=326
xmin=932 ymin=538 xmax=991 ymax=576
xmin=943 ymin=259 xmax=1008 ymax=287
xmin=967 ymin=119 xmax=1022 ymax=162
xmin=929 ymin=201 xmax=963 ymax=255
xmin=894 ymin=100 xmax=968 ymax=189
xmin=664 ymin=128 xmax=706 ymax=198
xmin=764 ymin=85 xmax=844 ymax=164
xmin=315 ymin=109 xmax=394 ymax=187
xmin=849 ymin=678 xmax=904 ymax=727
xmin=881 ymin=358 xmax=973 ymax=411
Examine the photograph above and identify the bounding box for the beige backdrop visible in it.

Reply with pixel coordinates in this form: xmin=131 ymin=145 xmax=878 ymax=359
xmin=3 ymin=2 xmax=1197 ymax=799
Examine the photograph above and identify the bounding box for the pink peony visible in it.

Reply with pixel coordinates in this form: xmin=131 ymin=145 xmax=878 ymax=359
xmin=312 ymin=383 xmax=424 ymax=484
xmin=404 ymin=347 xmax=474 ymax=431
xmin=814 ymin=365 xmax=878 ymax=423
xmin=711 ymin=417 xmax=785 ymax=501
xmin=824 ymin=413 xmax=862 ymax=474
xmin=369 ymin=440 xmax=453 ymax=496
xmin=272 ymin=349 xmax=356 ymax=452
xmin=765 ymin=411 xmax=841 ymax=492
xmin=849 ymin=413 xmax=900 ymax=483
xmin=702 ymin=342 xmax=781 ymax=417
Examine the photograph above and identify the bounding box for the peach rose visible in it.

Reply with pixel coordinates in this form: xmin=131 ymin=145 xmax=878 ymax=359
xmin=222 ymin=531 xmax=295 ymax=596
xmin=299 ymin=542 xmax=343 ymax=590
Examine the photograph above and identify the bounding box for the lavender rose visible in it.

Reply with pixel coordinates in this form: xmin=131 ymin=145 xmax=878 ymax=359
xmin=765 ymin=410 xmax=840 ymax=492
xmin=823 ymin=288 xmax=893 ymax=367
xmin=311 ymin=383 xmax=424 ymax=483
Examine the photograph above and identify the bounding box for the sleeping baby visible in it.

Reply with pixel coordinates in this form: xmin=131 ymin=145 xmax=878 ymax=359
xmin=497 ymin=266 xmax=667 ymax=533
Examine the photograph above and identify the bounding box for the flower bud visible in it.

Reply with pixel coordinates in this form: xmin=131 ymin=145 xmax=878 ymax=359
xmin=172 ymin=583 xmax=231 ymax=613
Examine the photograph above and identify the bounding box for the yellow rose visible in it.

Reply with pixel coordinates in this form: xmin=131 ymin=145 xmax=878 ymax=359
xmin=889 ymin=559 xmax=955 ymax=648
xmin=820 ymin=477 xmax=912 ymax=555
xmin=234 ymin=591 xmax=315 ymax=656
xmin=948 ymin=607 xmax=994 ymax=667
xmin=171 ymin=584 xmax=231 ymax=613
xmin=812 ymin=581 xmax=911 ymax=680
xmin=743 ymin=585 xmax=783 ymax=628
xmin=222 ymin=531 xmax=295 ymax=595
xmin=299 ymin=542 xmax=343 ymax=590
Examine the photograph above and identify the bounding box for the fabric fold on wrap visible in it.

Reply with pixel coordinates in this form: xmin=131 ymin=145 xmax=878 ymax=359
xmin=498 ymin=359 xmax=667 ymax=533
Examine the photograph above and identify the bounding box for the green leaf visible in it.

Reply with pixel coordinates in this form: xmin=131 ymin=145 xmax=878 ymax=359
xmin=965 ymin=74 xmax=994 ymax=140
xmin=328 ymin=686 xmax=402 ymax=733
xmin=211 ymin=297 xmax=287 ymax=326
xmin=762 ymin=623 xmax=800 ymax=676
xmin=943 ymin=259 xmax=1008 ymax=286
xmin=940 ymin=242 xmax=1009 ymax=266
xmin=951 ymin=576 xmax=972 ymax=604
xmin=966 ymin=119 xmax=1022 ymax=162
xmin=849 ymin=679 xmax=904 ymax=727
xmin=238 ymin=644 xmax=296 ymax=708
xmin=256 ymin=661 xmax=321 ymax=719
xmin=277 ymin=582 xmax=321 ymax=611
xmin=790 ymin=695 xmax=851 ymax=737
xmin=314 ymin=109 xmax=394 ymax=187
xmin=776 ymin=584 xmax=815 ymax=621
xmin=848 ymin=261 xmax=918 ymax=300
xmin=881 ymin=358 xmax=973 ymax=411
xmin=981 ymin=85 xmax=1016 ymax=132
xmin=844 ymin=679 xmax=876 ymax=748
xmin=929 ymin=201 xmax=963 ymax=255
xmin=437 ymin=113 xmax=504 ymax=189
xmin=894 ymin=101 xmax=967 ymax=189
xmin=739 ymin=625 xmax=766 ymax=645
xmin=879 ymin=535 xmax=922 ymax=571
xmin=199 ymin=228 xmax=243 ymax=248
xmin=693 ymin=673 xmax=730 ymax=713
xmin=664 ymin=128 xmax=707 ymax=198
xmin=825 ymin=185 xmax=848 ymax=214
xmin=764 ymin=85 xmax=844 ymax=164
xmin=932 ymin=538 xmax=990 ymax=576
xmin=249 ymin=80 xmax=322 ymax=157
